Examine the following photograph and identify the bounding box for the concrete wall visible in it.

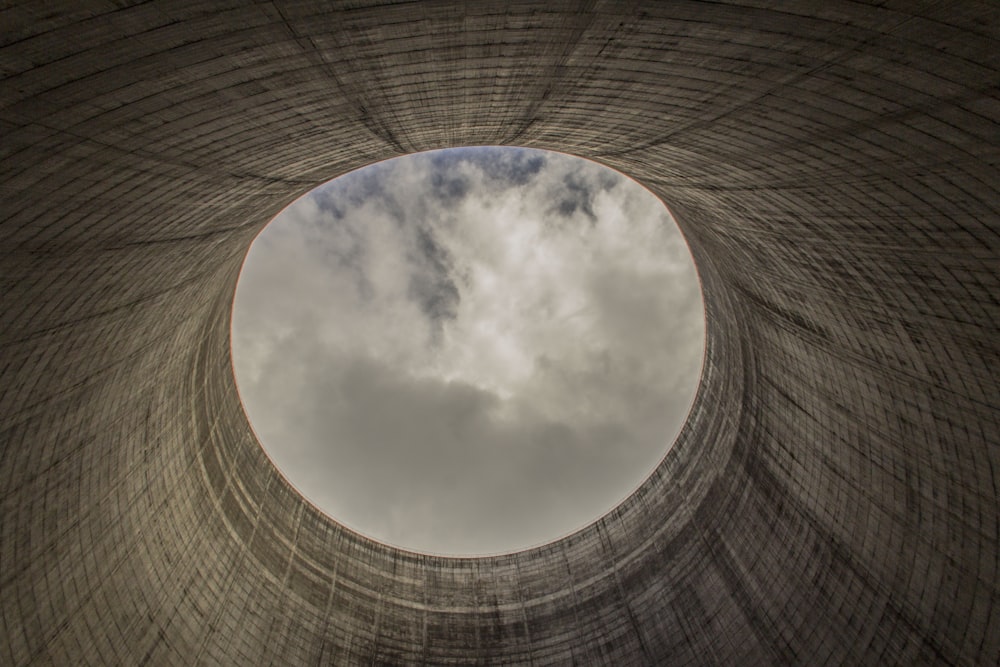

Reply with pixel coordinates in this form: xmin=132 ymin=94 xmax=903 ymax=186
xmin=1 ymin=1 xmax=997 ymax=664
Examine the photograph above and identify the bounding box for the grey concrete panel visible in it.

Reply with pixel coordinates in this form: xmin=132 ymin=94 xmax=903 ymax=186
xmin=1 ymin=1 xmax=997 ymax=664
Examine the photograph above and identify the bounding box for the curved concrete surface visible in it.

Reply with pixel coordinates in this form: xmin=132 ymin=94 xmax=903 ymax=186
xmin=1 ymin=2 xmax=997 ymax=664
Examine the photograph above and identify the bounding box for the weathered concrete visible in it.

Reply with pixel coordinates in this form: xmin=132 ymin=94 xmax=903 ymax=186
xmin=1 ymin=2 xmax=997 ymax=664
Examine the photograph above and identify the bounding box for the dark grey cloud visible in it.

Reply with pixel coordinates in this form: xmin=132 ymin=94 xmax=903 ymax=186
xmin=430 ymin=146 xmax=547 ymax=188
xmin=233 ymin=147 xmax=704 ymax=555
xmin=552 ymin=169 xmax=614 ymax=222
xmin=430 ymin=170 xmax=470 ymax=204
xmin=407 ymin=226 xmax=460 ymax=332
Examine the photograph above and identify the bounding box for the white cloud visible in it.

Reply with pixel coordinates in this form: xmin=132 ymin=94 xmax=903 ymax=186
xmin=232 ymin=147 xmax=704 ymax=555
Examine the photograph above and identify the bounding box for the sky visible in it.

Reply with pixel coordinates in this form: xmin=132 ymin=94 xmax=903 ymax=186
xmin=231 ymin=147 xmax=704 ymax=555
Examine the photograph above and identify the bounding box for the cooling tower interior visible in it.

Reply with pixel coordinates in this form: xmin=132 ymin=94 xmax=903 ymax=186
xmin=2 ymin=1 xmax=998 ymax=664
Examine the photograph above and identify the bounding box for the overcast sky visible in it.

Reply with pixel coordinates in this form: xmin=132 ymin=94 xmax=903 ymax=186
xmin=232 ymin=147 xmax=704 ymax=555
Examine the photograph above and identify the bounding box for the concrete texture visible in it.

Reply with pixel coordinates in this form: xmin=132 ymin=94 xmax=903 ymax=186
xmin=1 ymin=1 xmax=997 ymax=664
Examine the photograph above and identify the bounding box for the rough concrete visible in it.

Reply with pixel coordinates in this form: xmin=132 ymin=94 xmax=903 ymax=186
xmin=1 ymin=1 xmax=997 ymax=664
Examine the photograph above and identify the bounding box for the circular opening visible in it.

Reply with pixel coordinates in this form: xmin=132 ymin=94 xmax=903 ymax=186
xmin=231 ymin=147 xmax=705 ymax=555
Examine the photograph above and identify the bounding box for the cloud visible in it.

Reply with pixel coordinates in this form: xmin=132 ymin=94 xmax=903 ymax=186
xmin=232 ymin=147 xmax=704 ymax=554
